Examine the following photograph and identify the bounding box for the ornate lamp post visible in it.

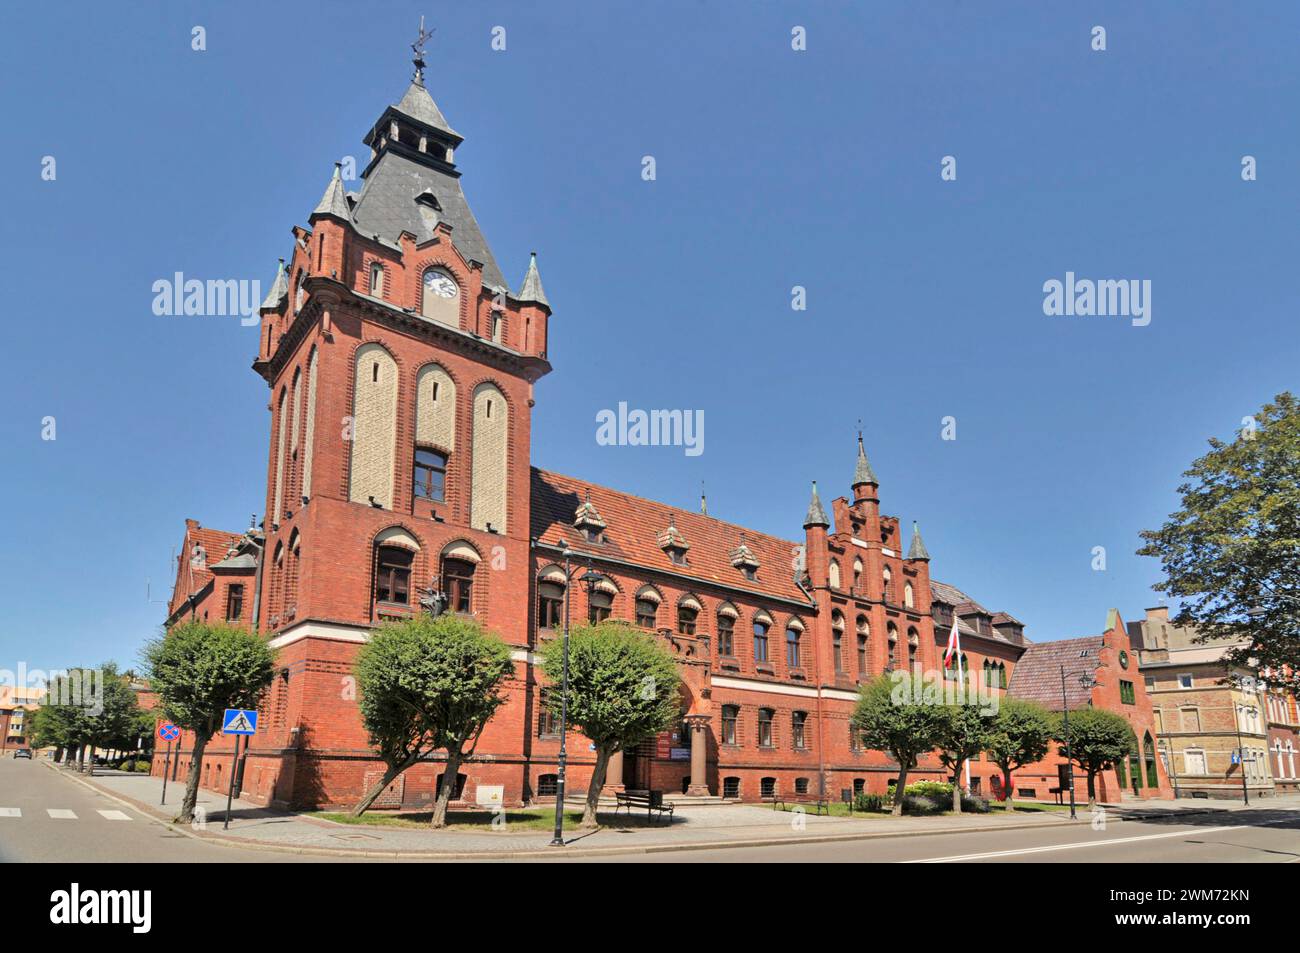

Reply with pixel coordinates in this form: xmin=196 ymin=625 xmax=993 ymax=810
xmin=549 ymin=553 xmax=602 ymax=847
xmin=1059 ymin=663 xmax=1097 ymax=821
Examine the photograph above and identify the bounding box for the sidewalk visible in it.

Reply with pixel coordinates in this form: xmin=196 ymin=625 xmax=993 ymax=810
xmin=50 ymin=763 xmax=1281 ymax=859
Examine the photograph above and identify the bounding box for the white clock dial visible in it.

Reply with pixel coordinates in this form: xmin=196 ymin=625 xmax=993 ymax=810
xmin=425 ymin=270 xmax=458 ymax=298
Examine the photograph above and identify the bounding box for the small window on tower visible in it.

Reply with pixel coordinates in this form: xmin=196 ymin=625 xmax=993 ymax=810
xmin=413 ymin=449 xmax=447 ymax=502
xmin=370 ymin=262 xmax=384 ymax=297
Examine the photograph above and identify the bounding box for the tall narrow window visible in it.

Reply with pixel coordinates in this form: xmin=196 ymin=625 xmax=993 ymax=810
xmin=721 ymin=705 xmax=738 ymax=746
xmin=537 ymin=581 xmax=564 ymax=630
xmin=753 ymin=621 xmax=770 ymax=663
xmin=792 ymin=711 xmax=807 ymax=749
xmin=413 ymin=448 xmax=447 ymax=502
xmin=374 ymin=546 xmax=413 ymax=605
xmin=904 ymin=581 xmax=915 ymax=609
xmin=588 ymin=589 xmax=612 ymax=624
xmin=832 ymin=623 xmax=844 ymax=673
xmin=444 ymin=558 xmax=475 ymax=613
xmin=370 ymin=262 xmax=384 ymax=297
xmin=226 ymin=584 xmax=244 ymax=622
xmin=717 ymin=612 xmax=735 ymax=656
xmin=757 ymin=708 xmax=774 ymax=747
xmin=786 ymin=627 xmax=801 ymax=669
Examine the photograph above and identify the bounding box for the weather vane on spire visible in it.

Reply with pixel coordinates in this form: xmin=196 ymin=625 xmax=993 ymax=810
xmin=411 ymin=15 xmax=435 ymax=85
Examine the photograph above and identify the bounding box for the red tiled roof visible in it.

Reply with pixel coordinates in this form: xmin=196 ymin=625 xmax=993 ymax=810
xmin=171 ymin=523 xmax=244 ymax=615
xmin=1007 ymin=635 xmax=1105 ymax=709
xmin=530 ymin=468 xmax=807 ymax=603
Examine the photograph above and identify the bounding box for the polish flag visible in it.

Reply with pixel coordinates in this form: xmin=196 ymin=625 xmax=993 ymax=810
xmin=943 ymin=618 xmax=960 ymax=669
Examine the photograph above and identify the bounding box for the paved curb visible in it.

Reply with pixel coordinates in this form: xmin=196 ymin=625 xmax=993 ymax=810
xmin=44 ymin=762 xmax=1232 ymax=860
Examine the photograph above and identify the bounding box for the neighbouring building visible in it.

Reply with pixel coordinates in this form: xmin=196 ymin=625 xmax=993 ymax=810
xmin=154 ymin=43 xmax=1172 ymax=811
xmin=1132 ymin=606 xmax=1298 ymax=799
xmin=0 ymin=685 xmax=46 ymax=755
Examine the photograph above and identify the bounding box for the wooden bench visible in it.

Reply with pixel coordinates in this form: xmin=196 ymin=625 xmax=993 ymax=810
xmin=768 ymin=795 xmax=830 ymax=815
xmin=614 ymin=789 xmax=674 ymax=825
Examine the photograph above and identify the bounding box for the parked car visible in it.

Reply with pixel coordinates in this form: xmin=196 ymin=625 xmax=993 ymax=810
xmin=13 ymin=749 xmax=32 ymax=759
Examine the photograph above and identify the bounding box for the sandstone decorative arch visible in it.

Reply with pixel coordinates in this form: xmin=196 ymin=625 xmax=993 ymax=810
xmin=349 ymin=343 xmax=399 ymax=509
xmin=470 ymin=381 xmax=508 ymax=532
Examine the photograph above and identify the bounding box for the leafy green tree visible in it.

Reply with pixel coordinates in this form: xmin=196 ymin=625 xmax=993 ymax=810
xmin=985 ymin=699 xmax=1054 ymax=812
xmin=540 ymin=622 xmax=681 ymax=828
xmin=353 ymin=615 xmax=513 ymax=827
xmin=1056 ymin=707 xmax=1135 ymax=808
xmin=79 ymin=663 xmax=141 ymax=775
xmin=852 ymin=674 xmax=947 ymax=816
xmin=141 ymin=622 xmax=276 ymax=824
xmin=934 ymin=701 xmax=994 ymax=813
xmin=1138 ymin=392 xmax=1300 ymax=692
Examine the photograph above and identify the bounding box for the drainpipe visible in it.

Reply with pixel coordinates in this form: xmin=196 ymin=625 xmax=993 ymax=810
xmin=794 ymin=575 xmax=827 ymax=799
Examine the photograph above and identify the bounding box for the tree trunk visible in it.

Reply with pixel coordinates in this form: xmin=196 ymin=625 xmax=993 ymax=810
xmin=430 ymin=746 xmax=465 ymax=829
xmin=177 ymin=733 xmax=210 ymax=825
xmin=952 ymin=769 xmax=963 ymax=814
xmin=1086 ymin=768 xmax=1097 ymax=809
xmin=351 ymin=753 xmax=420 ymax=818
xmin=582 ymin=747 xmax=611 ymax=829
xmin=891 ymin=767 xmax=909 ymax=816
xmin=83 ymin=744 xmax=96 ymax=776
xmin=1003 ymin=769 xmax=1015 ymax=812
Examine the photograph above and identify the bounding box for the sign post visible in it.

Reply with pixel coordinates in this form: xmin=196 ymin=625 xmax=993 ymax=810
xmin=220 ymin=709 xmax=258 ymax=830
xmin=157 ymin=722 xmax=180 ymax=806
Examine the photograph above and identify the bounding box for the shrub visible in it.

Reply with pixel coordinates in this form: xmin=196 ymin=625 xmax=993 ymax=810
xmin=853 ymin=792 xmax=886 ymax=813
xmin=960 ymin=794 xmax=991 ymax=813
xmin=904 ymin=780 xmax=954 ymax=800
xmin=901 ymin=794 xmax=945 ymax=816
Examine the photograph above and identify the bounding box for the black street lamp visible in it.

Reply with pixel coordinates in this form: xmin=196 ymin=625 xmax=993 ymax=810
xmin=1059 ymin=662 xmax=1098 ymax=821
xmin=549 ymin=553 xmax=603 ymax=848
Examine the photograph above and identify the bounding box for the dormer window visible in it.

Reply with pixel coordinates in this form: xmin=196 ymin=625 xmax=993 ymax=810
xmin=573 ymin=491 xmax=606 ymax=544
xmin=729 ymin=537 xmax=759 ymax=581
xmin=659 ymin=517 xmax=690 ymax=566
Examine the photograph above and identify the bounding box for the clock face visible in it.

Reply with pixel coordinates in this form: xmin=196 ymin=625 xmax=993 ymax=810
xmin=425 ymin=270 xmax=458 ymax=299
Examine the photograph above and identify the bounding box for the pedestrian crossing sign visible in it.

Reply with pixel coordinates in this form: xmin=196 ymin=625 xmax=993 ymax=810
xmin=222 ymin=708 xmax=258 ymax=735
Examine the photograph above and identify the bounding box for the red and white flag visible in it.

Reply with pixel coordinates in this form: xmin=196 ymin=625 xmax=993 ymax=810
xmin=943 ymin=617 xmax=961 ymax=669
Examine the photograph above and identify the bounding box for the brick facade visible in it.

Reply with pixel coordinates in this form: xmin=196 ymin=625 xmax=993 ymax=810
xmin=153 ymin=62 xmax=1177 ymax=811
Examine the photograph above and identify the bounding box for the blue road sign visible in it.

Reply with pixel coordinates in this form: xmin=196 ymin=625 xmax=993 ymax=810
xmin=158 ymin=722 xmax=180 ymax=742
xmin=222 ymin=708 xmax=258 ymax=735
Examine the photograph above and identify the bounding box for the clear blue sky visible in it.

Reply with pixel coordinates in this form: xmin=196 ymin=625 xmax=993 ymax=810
xmin=2 ymin=1 xmax=1297 ymax=675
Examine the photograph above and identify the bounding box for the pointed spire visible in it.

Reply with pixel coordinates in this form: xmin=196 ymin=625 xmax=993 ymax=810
xmin=803 ymin=481 xmax=830 ymax=529
xmin=311 ymin=162 xmax=350 ymax=221
xmin=700 ymin=481 xmax=708 ymax=516
xmin=907 ymin=521 xmax=930 ymax=561
xmin=260 ymin=258 xmax=288 ymax=310
xmin=517 ymin=251 xmax=550 ymax=308
xmin=852 ymin=431 xmax=878 ymax=487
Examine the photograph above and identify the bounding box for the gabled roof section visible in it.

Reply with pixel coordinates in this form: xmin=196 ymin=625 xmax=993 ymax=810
xmin=1008 ymin=635 xmax=1106 ymax=709
xmin=168 ymin=521 xmax=244 ymax=618
xmin=349 ymin=149 xmax=506 ymax=289
xmin=531 ymin=469 xmax=806 ymax=603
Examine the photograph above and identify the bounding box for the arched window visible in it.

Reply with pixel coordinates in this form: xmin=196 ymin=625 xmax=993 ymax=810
xmin=786 ymin=624 xmax=802 ymax=669
xmin=856 ymin=616 xmax=869 ymax=677
xmin=887 ymin=622 xmax=898 ymax=668
xmin=443 ymin=557 xmax=475 ymax=613
xmin=883 ymin=565 xmax=892 ymax=602
xmin=907 ymin=627 xmax=919 ymax=669
xmin=1143 ymin=732 xmax=1158 ymax=788
xmin=760 ymin=776 xmax=777 ymax=798
xmin=421 ymin=266 xmax=459 ymax=325
xmin=678 ymin=596 xmax=701 ymax=635
xmin=294 ymin=271 xmax=304 ymax=313
xmin=828 ymin=560 xmax=841 ymax=590
xmin=588 ymin=588 xmax=612 ymax=624
xmin=983 ymin=659 xmax=993 ymax=687
xmin=716 ymin=603 xmax=738 ymax=656
xmin=635 ymin=598 xmax=657 ymax=629
xmin=791 ymin=711 xmax=808 ymax=749
xmin=301 ymin=346 xmax=318 ymax=500
xmin=721 ymin=705 xmax=738 ymax=746
xmin=722 ymin=777 xmax=741 ymax=799
xmin=537 ymin=580 xmax=564 ymax=630
xmin=374 ymin=544 xmax=413 ymax=606
xmin=853 ymin=558 xmax=863 ymax=592
xmin=369 ymin=261 xmax=384 ymax=297
xmin=757 ymin=708 xmax=774 ymax=747
xmin=273 ymin=387 xmax=289 ymax=521
xmin=753 ymin=615 xmax=771 ymax=664
xmin=831 ymin=611 xmax=844 ymax=673
xmin=904 ymin=581 xmax=915 ymax=609
xmin=794 ymin=777 xmax=810 ymax=795
xmin=997 ymin=662 xmax=1007 ymax=689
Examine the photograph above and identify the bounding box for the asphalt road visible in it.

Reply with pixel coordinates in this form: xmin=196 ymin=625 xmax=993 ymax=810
xmin=4 ymin=756 xmax=1299 ymax=863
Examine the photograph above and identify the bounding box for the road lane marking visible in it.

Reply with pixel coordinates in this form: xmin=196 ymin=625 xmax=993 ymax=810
xmin=97 ymin=810 xmax=131 ymax=821
xmin=905 ymin=824 xmax=1248 ymax=862
xmin=0 ymin=808 xmax=20 ymax=818
xmin=46 ymin=809 xmax=78 ymax=819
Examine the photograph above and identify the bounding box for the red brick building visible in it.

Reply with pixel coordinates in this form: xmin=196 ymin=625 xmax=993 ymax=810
xmin=154 ymin=56 xmax=1170 ymax=810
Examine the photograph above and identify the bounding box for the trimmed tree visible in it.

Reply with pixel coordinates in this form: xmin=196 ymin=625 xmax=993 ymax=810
xmin=1138 ymin=392 xmax=1300 ymax=693
xmin=985 ymin=699 xmax=1054 ymax=812
xmin=934 ymin=701 xmax=994 ymax=813
xmin=539 ymin=622 xmax=681 ymax=829
xmin=353 ymin=615 xmax=513 ymax=828
xmin=79 ymin=663 xmax=141 ymax=776
xmin=852 ymin=674 xmax=947 ymax=816
xmin=1056 ymin=707 xmax=1136 ymax=808
xmin=141 ymin=622 xmax=277 ymax=824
